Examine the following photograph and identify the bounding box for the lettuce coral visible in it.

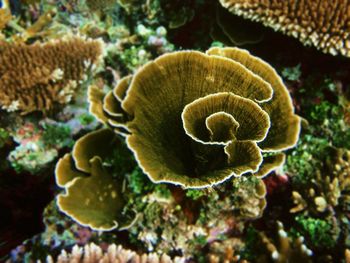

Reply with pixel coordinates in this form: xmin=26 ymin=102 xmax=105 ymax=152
xmin=90 ymin=47 xmax=300 ymax=188
xmin=55 ymin=129 xmax=131 ymax=231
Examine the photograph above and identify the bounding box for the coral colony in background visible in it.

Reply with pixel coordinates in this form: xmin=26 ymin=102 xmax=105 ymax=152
xmin=1 ymin=0 xmax=350 ymax=263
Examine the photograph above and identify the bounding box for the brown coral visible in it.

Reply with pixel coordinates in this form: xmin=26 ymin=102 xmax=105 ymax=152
xmin=219 ymin=0 xmax=350 ymax=57
xmin=0 ymin=36 xmax=104 ymax=114
xmin=89 ymin=47 xmax=300 ymax=188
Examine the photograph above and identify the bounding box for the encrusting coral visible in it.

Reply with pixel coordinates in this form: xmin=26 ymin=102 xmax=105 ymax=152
xmin=0 ymin=36 xmax=104 ymax=114
xmin=55 ymin=128 xmax=133 ymax=231
xmin=232 ymin=176 xmax=266 ymax=219
xmin=218 ymin=0 xmax=350 ymax=57
xmin=47 ymin=242 xmax=186 ymax=263
xmin=89 ymin=47 xmax=300 ymax=188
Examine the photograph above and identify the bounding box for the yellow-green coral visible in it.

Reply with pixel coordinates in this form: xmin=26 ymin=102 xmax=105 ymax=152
xmin=56 ymin=129 xmax=130 ymax=231
xmin=90 ymin=47 xmax=300 ymax=188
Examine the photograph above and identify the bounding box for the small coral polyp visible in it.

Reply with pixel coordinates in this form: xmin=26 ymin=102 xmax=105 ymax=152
xmin=90 ymin=47 xmax=300 ymax=188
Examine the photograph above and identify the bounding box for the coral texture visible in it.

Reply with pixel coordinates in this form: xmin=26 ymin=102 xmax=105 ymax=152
xmin=0 ymin=36 xmax=103 ymax=114
xmin=55 ymin=128 xmax=130 ymax=231
xmin=219 ymin=0 xmax=350 ymax=56
xmin=90 ymin=47 xmax=300 ymax=188
xmin=48 ymin=243 xmax=185 ymax=263
xmin=86 ymin=0 xmax=117 ymax=11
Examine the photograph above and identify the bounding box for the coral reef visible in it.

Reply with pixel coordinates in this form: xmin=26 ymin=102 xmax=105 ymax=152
xmin=90 ymin=47 xmax=300 ymax=188
xmin=7 ymin=121 xmax=73 ymax=174
xmin=218 ymin=0 xmax=350 ymax=56
xmin=2 ymin=0 xmax=350 ymax=262
xmin=0 ymin=36 xmax=104 ymax=114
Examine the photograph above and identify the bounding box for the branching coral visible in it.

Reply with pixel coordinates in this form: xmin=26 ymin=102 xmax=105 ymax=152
xmin=291 ymin=148 xmax=350 ymax=215
xmin=258 ymin=222 xmax=313 ymax=263
xmin=56 ymin=128 xmax=134 ymax=231
xmin=90 ymin=47 xmax=300 ymax=188
xmin=0 ymin=36 xmax=104 ymax=114
xmin=48 ymin=242 xmax=186 ymax=263
xmin=219 ymin=0 xmax=350 ymax=57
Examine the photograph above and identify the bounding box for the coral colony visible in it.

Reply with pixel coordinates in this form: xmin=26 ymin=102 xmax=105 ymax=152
xmin=0 ymin=0 xmax=350 ymax=262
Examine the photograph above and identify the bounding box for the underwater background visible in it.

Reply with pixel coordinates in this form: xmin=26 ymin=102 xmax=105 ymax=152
xmin=1 ymin=0 xmax=350 ymax=262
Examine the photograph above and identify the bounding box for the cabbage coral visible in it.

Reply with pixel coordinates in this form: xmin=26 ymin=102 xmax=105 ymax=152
xmin=90 ymin=47 xmax=300 ymax=188
xmin=218 ymin=0 xmax=350 ymax=57
xmin=55 ymin=129 xmax=129 ymax=231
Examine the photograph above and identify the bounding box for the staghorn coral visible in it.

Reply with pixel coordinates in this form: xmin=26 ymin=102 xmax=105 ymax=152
xmin=56 ymin=128 xmax=135 ymax=231
xmin=291 ymin=147 xmax=350 ymax=215
xmin=219 ymin=0 xmax=350 ymax=57
xmin=258 ymin=222 xmax=313 ymax=263
xmin=47 ymin=242 xmax=186 ymax=263
xmin=0 ymin=36 xmax=104 ymax=114
xmin=18 ymin=9 xmax=57 ymax=41
xmin=89 ymin=47 xmax=300 ymax=188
